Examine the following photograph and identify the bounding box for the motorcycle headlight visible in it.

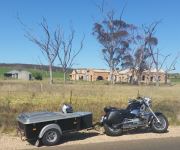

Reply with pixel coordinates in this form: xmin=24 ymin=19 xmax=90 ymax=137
xmin=144 ymin=97 xmax=152 ymax=106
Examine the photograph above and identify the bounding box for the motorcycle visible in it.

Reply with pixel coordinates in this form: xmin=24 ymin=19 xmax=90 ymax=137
xmin=101 ymin=97 xmax=168 ymax=136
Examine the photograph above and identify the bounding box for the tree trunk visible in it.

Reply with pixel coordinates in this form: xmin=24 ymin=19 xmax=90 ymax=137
xmin=63 ymin=72 xmax=66 ymax=84
xmin=137 ymin=73 xmax=141 ymax=85
xmin=155 ymin=50 xmax=159 ymax=87
xmin=130 ymin=69 xmax=136 ymax=85
xmin=49 ymin=62 xmax=53 ymax=84
xmin=109 ymin=67 xmax=114 ymax=84
xmin=165 ymin=72 xmax=168 ymax=84
xmin=155 ymin=67 xmax=159 ymax=87
xmin=109 ymin=58 xmax=115 ymax=84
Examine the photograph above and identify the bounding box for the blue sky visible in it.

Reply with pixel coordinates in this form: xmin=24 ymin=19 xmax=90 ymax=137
xmin=0 ymin=0 xmax=180 ymax=72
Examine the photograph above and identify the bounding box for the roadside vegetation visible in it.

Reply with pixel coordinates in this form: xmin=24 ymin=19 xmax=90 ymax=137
xmin=0 ymin=80 xmax=180 ymax=134
xmin=0 ymin=65 xmax=180 ymax=133
xmin=169 ymin=73 xmax=180 ymax=83
xmin=0 ymin=66 xmax=65 ymax=80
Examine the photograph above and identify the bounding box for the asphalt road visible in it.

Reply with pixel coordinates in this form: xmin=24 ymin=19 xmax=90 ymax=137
xmin=39 ymin=137 xmax=180 ymax=150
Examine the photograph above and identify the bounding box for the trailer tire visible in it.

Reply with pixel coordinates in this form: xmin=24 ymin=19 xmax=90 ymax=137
xmin=42 ymin=128 xmax=61 ymax=146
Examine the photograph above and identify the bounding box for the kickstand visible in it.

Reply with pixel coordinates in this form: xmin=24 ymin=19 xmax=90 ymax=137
xmin=35 ymin=139 xmax=40 ymax=147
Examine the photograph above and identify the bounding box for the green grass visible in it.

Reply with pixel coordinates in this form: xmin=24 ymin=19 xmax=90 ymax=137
xmin=1 ymin=66 xmax=179 ymax=84
xmin=0 ymin=81 xmax=180 ymax=133
xmin=0 ymin=67 xmax=12 ymax=78
xmin=27 ymin=68 xmax=65 ymax=79
xmin=0 ymin=67 xmax=65 ymax=80
xmin=170 ymin=78 xmax=180 ymax=83
xmin=169 ymin=73 xmax=180 ymax=84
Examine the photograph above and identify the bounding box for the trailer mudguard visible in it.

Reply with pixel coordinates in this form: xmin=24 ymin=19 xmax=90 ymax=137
xmin=38 ymin=124 xmax=62 ymax=139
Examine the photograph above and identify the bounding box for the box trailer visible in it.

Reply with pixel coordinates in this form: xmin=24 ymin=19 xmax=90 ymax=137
xmin=17 ymin=111 xmax=92 ymax=146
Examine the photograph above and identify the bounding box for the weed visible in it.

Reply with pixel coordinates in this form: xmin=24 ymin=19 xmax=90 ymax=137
xmin=0 ymin=81 xmax=180 ymax=133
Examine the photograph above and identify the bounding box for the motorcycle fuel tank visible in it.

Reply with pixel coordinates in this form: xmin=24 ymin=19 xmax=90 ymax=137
xmin=130 ymin=109 xmax=140 ymax=117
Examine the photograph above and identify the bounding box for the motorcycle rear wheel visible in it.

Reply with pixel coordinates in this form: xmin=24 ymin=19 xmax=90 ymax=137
xmin=151 ymin=114 xmax=168 ymax=133
xmin=104 ymin=123 xmax=123 ymax=136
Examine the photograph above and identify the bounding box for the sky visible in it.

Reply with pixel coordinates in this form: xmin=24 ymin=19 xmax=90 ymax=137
xmin=0 ymin=0 xmax=180 ymax=72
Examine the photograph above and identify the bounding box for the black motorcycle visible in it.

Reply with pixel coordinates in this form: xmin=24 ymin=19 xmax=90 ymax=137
xmin=101 ymin=97 xmax=168 ymax=136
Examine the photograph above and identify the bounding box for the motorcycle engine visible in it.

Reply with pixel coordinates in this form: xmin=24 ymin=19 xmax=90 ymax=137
xmin=123 ymin=118 xmax=143 ymax=129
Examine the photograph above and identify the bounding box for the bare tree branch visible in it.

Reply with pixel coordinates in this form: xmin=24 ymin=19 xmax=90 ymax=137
xmin=159 ymin=53 xmax=171 ymax=70
xmin=57 ymin=29 xmax=85 ymax=83
xmin=166 ymin=52 xmax=180 ymax=72
xmin=18 ymin=16 xmax=62 ymax=84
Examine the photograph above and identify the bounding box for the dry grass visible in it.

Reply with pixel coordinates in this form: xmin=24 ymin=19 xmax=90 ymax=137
xmin=0 ymin=80 xmax=180 ymax=133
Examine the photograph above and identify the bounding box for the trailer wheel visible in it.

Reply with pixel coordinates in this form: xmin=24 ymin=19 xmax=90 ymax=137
xmin=42 ymin=128 xmax=61 ymax=146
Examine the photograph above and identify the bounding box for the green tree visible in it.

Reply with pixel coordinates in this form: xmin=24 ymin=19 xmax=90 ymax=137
xmin=93 ymin=11 xmax=135 ymax=84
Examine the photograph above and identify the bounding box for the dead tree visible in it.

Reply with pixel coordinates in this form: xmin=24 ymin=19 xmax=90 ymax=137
xmin=141 ymin=22 xmax=177 ymax=86
xmin=116 ymin=22 xmax=155 ymax=85
xmin=57 ymin=29 xmax=84 ymax=83
xmin=164 ymin=53 xmax=180 ymax=84
xmin=142 ymin=22 xmax=180 ymax=86
xmin=143 ymin=22 xmax=161 ymax=86
xmin=23 ymin=18 xmax=61 ymax=84
xmin=129 ymin=32 xmax=152 ymax=85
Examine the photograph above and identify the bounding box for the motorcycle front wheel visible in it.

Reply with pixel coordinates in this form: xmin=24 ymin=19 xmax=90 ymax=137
xmin=151 ymin=114 xmax=168 ymax=133
xmin=103 ymin=123 xmax=123 ymax=136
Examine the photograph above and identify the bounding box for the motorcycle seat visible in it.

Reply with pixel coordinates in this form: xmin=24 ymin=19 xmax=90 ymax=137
xmin=104 ymin=107 xmax=130 ymax=115
xmin=118 ymin=109 xmax=130 ymax=115
xmin=104 ymin=106 xmax=117 ymax=113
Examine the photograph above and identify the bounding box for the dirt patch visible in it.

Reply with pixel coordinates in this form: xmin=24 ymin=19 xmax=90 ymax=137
xmin=0 ymin=126 xmax=180 ymax=150
xmin=177 ymin=113 xmax=180 ymax=122
xmin=0 ymin=133 xmax=33 ymax=150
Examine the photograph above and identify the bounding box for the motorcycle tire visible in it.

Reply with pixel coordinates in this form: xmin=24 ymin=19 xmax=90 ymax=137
xmin=104 ymin=123 xmax=123 ymax=136
xmin=151 ymin=114 xmax=169 ymax=133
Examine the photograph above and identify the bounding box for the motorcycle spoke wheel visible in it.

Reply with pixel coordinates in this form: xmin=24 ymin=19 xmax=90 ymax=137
xmin=151 ymin=114 xmax=168 ymax=133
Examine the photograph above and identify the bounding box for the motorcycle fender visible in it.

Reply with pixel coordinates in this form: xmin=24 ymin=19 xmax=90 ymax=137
xmin=154 ymin=112 xmax=163 ymax=116
xmin=148 ymin=112 xmax=163 ymax=124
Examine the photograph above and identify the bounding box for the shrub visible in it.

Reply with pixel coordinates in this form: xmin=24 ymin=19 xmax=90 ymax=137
xmin=32 ymin=72 xmax=43 ymax=80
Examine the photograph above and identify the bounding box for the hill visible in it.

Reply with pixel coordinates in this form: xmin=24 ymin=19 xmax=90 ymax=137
xmin=0 ymin=63 xmax=73 ymax=71
xmin=0 ymin=63 xmax=72 ymax=79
